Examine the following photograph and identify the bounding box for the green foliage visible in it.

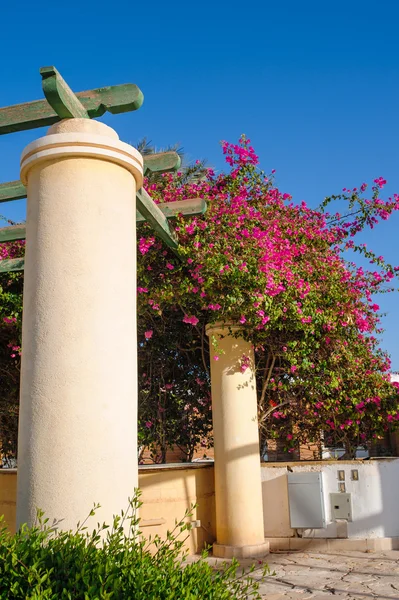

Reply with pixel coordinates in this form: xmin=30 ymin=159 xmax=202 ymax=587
xmin=0 ymin=259 xmax=23 ymax=464
xmin=138 ymin=310 xmax=212 ymax=463
xmin=0 ymin=493 xmax=268 ymax=599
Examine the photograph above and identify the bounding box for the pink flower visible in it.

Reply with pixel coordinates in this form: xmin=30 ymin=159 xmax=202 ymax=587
xmin=287 ymin=434 xmax=293 ymax=440
xmin=137 ymin=287 xmax=148 ymax=294
xmin=213 ymin=355 xmax=219 ymax=361
xmin=240 ymin=354 xmax=251 ymax=373
xmin=145 ymin=421 xmax=152 ymax=428
xmin=145 ymin=330 xmax=153 ymax=340
xmin=301 ymin=316 xmax=312 ymax=324
xmin=208 ymin=303 xmax=221 ymax=311
xmin=166 ymin=262 xmax=174 ymax=270
xmin=183 ymin=315 xmax=199 ymax=326
xmin=138 ymin=237 xmax=155 ymax=255
xmin=290 ymin=365 xmax=298 ymax=373
xmin=282 ymin=346 xmax=287 ymax=352
xmin=3 ymin=317 xmax=16 ymax=324
xmin=239 ymin=315 xmax=246 ymax=324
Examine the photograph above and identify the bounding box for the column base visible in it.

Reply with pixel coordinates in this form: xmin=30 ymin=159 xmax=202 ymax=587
xmin=213 ymin=540 xmax=270 ymax=559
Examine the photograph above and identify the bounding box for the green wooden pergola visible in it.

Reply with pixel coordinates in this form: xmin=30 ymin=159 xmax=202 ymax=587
xmin=0 ymin=66 xmax=206 ymax=273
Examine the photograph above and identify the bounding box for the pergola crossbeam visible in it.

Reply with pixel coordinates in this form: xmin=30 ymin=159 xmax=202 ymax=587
xmin=0 ymin=199 xmax=206 ymax=244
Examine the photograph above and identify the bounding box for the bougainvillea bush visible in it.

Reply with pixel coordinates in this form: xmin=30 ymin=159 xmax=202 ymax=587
xmin=138 ymin=312 xmax=213 ymax=463
xmin=0 ymin=238 xmax=24 ymax=464
xmin=137 ymin=136 xmax=399 ymax=458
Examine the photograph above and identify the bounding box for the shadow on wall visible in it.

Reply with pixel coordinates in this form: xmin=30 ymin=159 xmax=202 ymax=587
xmin=261 ymin=474 xmax=292 ymax=537
xmin=133 ymin=464 xmax=216 ymax=553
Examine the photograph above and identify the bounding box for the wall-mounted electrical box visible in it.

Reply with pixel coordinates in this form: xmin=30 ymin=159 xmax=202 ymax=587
xmin=287 ymin=472 xmax=326 ymax=528
xmin=330 ymin=492 xmax=352 ymax=521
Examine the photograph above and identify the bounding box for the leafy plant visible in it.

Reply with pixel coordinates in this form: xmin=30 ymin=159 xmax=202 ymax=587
xmin=0 ymin=492 xmax=268 ymax=599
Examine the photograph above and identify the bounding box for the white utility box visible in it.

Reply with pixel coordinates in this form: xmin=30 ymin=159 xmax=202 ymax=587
xmin=330 ymin=492 xmax=352 ymax=521
xmin=287 ymin=471 xmax=326 ymax=528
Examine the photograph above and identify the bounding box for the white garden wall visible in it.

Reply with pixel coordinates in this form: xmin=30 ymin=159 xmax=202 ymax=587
xmin=261 ymin=459 xmax=399 ymax=539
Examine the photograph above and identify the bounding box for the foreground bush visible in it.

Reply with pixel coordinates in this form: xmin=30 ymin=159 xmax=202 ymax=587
xmin=0 ymin=494 xmax=268 ymax=599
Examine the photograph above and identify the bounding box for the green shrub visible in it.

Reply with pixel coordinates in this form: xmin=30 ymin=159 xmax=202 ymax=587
xmin=0 ymin=493 xmax=268 ymax=599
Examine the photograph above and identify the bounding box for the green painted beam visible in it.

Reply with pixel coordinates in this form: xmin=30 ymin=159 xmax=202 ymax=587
xmin=0 ymin=199 xmax=206 ymax=243
xmin=0 ymin=258 xmax=24 ymax=273
xmin=0 ymin=181 xmax=26 ymax=203
xmin=136 ymin=188 xmax=179 ymax=250
xmin=136 ymin=198 xmax=206 ymax=223
xmin=0 ymin=82 xmax=143 ymax=135
xmin=144 ymin=151 xmax=181 ymax=175
xmin=40 ymin=66 xmax=88 ymax=119
xmin=0 ymin=225 xmax=26 ymax=243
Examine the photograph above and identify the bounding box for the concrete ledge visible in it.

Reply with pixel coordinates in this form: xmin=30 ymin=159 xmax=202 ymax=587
xmin=138 ymin=462 xmax=214 ymax=473
xmin=213 ymin=540 xmax=270 ymax=558
xmin=261 ymin=458 xmax=399 ymax=468
xmin=267 ymin=537 xmax=399 ymax=552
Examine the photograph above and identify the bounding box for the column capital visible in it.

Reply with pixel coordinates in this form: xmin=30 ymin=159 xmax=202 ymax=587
xmin=20 ymin=118 xmax=143 ymax=188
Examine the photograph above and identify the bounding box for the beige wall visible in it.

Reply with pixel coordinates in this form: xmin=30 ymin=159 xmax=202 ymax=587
xmin=140 ymin=464 xmax=216 ymax=553
xmin=0 ymin=464 xmax=216 ymax=554
xmin=0 ymin=470 xmax=17 ymax=534
xmin=3 ymin=460 xmax=399 ymax=553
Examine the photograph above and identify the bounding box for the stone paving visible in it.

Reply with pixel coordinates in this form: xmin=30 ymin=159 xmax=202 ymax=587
xmin=254 ymin=550 xmax=399 ymax=599
xmin=204 ymin=550 xmax=399 ymax=599
xmin=255 ymin=551 xmax=399 ymax=600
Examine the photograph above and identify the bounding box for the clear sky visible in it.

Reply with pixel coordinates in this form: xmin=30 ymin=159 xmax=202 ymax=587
xmin=0 ymin=0 xmax=398 ymax=368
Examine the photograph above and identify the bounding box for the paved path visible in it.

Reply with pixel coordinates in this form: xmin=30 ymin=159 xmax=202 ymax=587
xmin=199 ymin=550 xmax=399 ymax=599
xmin=253 ymin=550 xmax=399 ymax=599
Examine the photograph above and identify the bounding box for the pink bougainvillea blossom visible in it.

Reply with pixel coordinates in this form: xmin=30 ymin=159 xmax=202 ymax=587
xmin=183 ymin=315 xmax=199 ymax=326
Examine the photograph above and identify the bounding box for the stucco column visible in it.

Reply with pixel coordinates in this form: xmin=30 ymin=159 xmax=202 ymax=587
xmin=206 ymin=323 xmax=269 ymax=558
xmin=16 ymin=119 xmax=143 ymax=532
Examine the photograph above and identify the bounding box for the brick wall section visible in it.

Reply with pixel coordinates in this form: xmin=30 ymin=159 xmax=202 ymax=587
xmin=140 ymin=445 xmax=214 ymax=464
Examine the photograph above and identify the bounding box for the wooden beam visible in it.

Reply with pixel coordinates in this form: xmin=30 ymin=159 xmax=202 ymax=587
xmin=0 ymin=83 xmax=144 ymax=135
xmin=136 ymin=188 xmax=179 ymax=250
xmin=136 ymin=198 xmax=206 ymax=222
xmin=40 ymin=66 xmax=88 ymax=119
xmin=0 ymin=181 xmax=26 ymax=203
xmin=144 ymin=151 xmax=181 ymax=175
xmin=0 ymin=199 xmax=206 ymax=243
xmin=0 ymin=258 xmax=24 ymax=273
xmin=0 ymin=225 xmax=26 ymax=243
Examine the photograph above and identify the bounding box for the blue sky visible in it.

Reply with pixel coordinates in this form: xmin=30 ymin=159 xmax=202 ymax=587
xmin=0 ymin=0 xmax=398 ymax=368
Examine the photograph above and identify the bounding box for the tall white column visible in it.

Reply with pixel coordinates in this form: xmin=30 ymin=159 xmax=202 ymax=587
xmin=206 ymin=323 xmax=269 ymax=558
xmin=16 ymin=119 xmax=143 ymax=531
